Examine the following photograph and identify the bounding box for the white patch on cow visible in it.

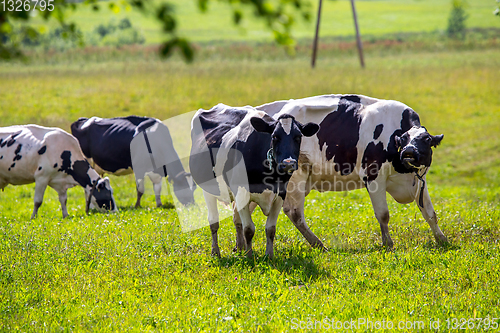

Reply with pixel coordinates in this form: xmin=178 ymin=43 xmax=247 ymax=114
xmin=280 ymin=118 xmax=292 ymax=135
xmin=80 ymin=116 xmax=103 ymax=130
xmin=407 ymin=126 xmax=426 ymax=140
xmin=249 ymin=189 xmax=280 ymax=215
xmin=283 ymin=156 xmax=295 ymax=163
xmin=186 ymin=175 xmax=195 ymax=191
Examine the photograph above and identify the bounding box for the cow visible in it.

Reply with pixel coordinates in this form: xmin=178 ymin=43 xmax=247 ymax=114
xmin=0 ymin=125 xmax=117 ymax=218
xmin=189 ymin=104 xmax=319 ymax=258
xmin=71 ymin=116 xmax=196 ymax=208
xmin=255 ymin=94 xmax=448 ymax=249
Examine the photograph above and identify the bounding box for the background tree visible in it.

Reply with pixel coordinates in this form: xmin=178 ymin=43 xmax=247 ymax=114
xmin=447 ymin=0 xmax=468 ymax=39
xmin=0 ymin=0 xmax=311 ymax=61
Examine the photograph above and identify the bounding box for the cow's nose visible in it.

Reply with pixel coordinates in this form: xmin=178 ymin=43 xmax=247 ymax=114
xmin=278 ymin=158 xmax=297 ymax=174
xmin=401 ymin=146 xmax=418 ymax=168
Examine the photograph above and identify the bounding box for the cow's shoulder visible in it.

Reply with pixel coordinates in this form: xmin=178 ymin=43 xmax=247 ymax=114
xmin=194 ymin=104 xmax=255 ymax=148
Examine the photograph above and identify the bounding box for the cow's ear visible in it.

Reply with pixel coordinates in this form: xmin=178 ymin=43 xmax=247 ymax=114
xmin=300 ymin=122 xmax=319 ymax=137
xmin=250 ymin=117 xmax=275 ymax=134
xmin=103 ymin=177 xmax=111 ymax=187
xmin=431 ymin=134 xmax=444 ymax=147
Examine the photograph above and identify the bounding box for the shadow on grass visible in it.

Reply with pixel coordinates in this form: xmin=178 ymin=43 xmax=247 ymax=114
xmin=422 ymin=240 xmax=461 ymax=252
xmin=115 ymin=202 xmax=176 ymax=212
xmin=212 ymin=249 xmax=331 ymax=283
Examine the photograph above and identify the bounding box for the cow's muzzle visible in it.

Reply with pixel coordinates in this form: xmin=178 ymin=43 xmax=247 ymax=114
xmin=401 ymin=146 xmax=420 ymax=169
xmin=278 ymin=158 xmax=297 ymax=174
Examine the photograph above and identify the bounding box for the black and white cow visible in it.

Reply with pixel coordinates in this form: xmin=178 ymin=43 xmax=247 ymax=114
xmin=190 ymin=104 xmax=319 ymax=258
xmin=256 ymin=94 xmax=448 ymax=249
xmin=0 ymin=125 xmax=117 ymax=218
xmin=71 ymin=116 xmax=196 ymax=207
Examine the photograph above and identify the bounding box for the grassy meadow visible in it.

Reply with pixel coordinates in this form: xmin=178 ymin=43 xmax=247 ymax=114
xmin=1 ymin=14 xmax=500 ymax=332
xmin=27 ymin=0 xmax=500 ymax=44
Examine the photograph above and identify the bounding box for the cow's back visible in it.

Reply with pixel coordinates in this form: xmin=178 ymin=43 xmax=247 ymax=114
xmin=258 ymin=94 xmax=419 ymax=188
xmin=71 ymin=116 xmax=157 ymax=174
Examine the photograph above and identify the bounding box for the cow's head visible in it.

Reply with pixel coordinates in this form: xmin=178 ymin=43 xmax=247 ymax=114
xmin=250 ymin=115 xmax=319 ymax=174
xmin=86 ymin=177 xmax=117 ymax=214
xmin=171 ymin=171 xmax=197 ymax=206
xmin=395 ymin=126 xmax=444 ymax=170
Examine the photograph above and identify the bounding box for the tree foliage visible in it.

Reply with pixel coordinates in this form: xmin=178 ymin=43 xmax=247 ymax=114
xmin=447 ymin=0 xmax=468 ymax=39
xmin=0 ymin=0 xmax=312 ymax=61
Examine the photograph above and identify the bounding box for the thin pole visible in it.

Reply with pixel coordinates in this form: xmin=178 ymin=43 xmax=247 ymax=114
xmin=311 ymin=0 xmax=323 ymax=68
xmin=350 ymin=0 xmax=365 ymax=68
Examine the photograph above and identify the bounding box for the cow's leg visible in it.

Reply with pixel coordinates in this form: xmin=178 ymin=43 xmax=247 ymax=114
xmin=203 ymin=191 xmax=220 ymax=257
xmin=135 ymin=178 xmax=145 ymax=208
xmin=283 ymin=172 xmax=326 ymax=250
xmin=31 ymin=179 xmax=49 ymax=219
xmin=237 ymin=204 xmax=255 ymax=258
xmin=234 ymin=188 xmax=254 ymax=257
xmin=366 ymin=180 xmax=393 ymax=249
xmin=57 ymin=189 xmax=69 ymax=218
xmin=233 ymin=201 xmax=257 ymax=252
xmin=148 ymin=173 xmax=163 ymax=207
xmin=265 ymin=196 xmax=283 ymax=259
xmin=416 ymin=183 xmax=448 ymax=245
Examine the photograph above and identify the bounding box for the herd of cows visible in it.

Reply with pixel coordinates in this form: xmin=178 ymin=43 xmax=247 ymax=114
xmin=0 ymin=94 xmax=448 ymax=257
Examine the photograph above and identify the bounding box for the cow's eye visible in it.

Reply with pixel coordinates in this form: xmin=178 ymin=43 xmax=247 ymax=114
xmin=294 ymin=136 xmax=301 ymax=143
xmin=272 ymin=135 xmax=278 ymax=141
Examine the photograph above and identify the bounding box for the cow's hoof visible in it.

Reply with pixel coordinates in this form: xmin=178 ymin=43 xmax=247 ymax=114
xmin=264 ymin=252 xmax=274 ymax=260
xmin=245 ymin=249 xmax=253 ymax=258
xmin=383 ymin=239 xmax=394 ymax=250
xmin=232 ymin=242 xmax=245 ymax=253
xmin=436 ymin=234 xmax=450 ymax=247
xmin=312 ymin=241 xmax=328 ymax=252
xmin=211 ymin=248 xmax=221 ymax=258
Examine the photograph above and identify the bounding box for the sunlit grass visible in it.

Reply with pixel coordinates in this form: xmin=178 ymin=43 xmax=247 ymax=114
xmin=0 ymin=47 xmax=499 ymax=330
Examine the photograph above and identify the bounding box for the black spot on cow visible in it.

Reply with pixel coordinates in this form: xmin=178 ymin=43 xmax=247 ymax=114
xmin=6 ymin=131 xmax=21 ymax=148
xmin=58 ymin=151 xmax=92 ymax=187
xmin=38 ymin=145 xmax=47 ymax=155
xmin=386 ymin=130 xmax=411 ymax=174
xmin=362 ymin=141 xmax=386 ymax=183
xmin=10 ymin=163 xmax=15 ymax=169
xmin=53 ymin=163 xmax=58 ymax=168
xmin=401 ymin=108 xmax=421 ymax=132
xmin=317 ymin=98 xmax=362 ymax=175
xmin=197 ymin=106 xmax=248 ymax=148
xmin=14 ymin=144 xmax=22 ymax=155
xmin=38 ymin=166 xmax=42 ymax=171
xmin=342 ymin=95 xmax=361 ymax=103
xmin=13 ymin=143 xmax=22 ymax=161
xmin=0 ymin=156 xmax=3 ymax=159
xmin=71 ymin=160 xmax=92 ymax=187
xmin=0 ymin=138 xmax=4 ymax=148
xmin=373 ymin=124 xmax=384 ymax=140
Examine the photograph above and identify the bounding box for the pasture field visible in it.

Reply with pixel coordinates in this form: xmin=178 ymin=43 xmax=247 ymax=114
xmin=1 ymin=46 xmax=500 ymax=331
xmin=26 ymin=0 xmax=500 ymax=44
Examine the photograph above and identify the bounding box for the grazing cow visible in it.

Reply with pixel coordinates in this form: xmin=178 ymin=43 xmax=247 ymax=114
xmin=71 ymin=116 xmax=196 ymax=207
xmin=0 ymin=125 xmax=117 ymax=218
xmin=256 ymin=94 xmax=448 ymax=249
xmin=190 ymin=104 xmax=319 ymax=258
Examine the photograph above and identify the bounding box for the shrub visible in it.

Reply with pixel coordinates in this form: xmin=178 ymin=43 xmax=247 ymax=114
xmin=447 ymin=0 xmax=468 ymax=39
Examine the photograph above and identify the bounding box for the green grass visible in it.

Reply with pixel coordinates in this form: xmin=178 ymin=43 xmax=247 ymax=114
xmin=1 ymin=47 xmax=500 ymax=330
xmin=26 ymin=0 xmax=500 ymax=44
